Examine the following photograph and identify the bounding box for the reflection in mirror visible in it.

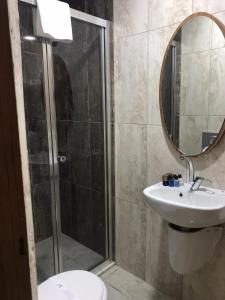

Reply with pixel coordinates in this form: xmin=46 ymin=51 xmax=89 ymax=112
xmin=161 ymin=15 xmax=225 ymax=156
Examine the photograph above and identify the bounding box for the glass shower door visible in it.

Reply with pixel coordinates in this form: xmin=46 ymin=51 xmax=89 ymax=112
xmin=19 ymin=3 xmax=56 ymax=283
xmin=52 ymin=18 xmax=108 ymax=271
xmin=19 ymin=0 xmax=111 ymax=283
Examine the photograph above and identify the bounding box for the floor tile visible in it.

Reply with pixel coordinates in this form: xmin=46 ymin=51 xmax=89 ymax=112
xmin=36 ymin=233 xmax=104 ymax=283
xmin=102 ymin=266 xmax=173 ymax=300
xmin=107 ymin=285 xmax=131 ymax=300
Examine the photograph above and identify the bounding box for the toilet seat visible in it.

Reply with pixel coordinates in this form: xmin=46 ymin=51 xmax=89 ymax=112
xmin=38 ymin=270 xmax=107 ymax=300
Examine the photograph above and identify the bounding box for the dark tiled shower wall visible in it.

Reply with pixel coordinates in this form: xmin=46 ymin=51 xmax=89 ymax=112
xmin=57 ymin=121 xmax=106 ymax=255
xmin=53 ymin=20 xmax=106 ymax=257
xmin=61 ymin=0 xmax=113 ymax=21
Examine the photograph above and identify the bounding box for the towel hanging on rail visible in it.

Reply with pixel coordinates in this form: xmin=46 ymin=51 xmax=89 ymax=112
xmin=35 ymin=0 xmax=73 ymax=42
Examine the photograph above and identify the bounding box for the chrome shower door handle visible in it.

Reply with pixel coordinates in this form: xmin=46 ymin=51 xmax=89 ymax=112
xmin=57 ymin=155 xmax=67 ymax=163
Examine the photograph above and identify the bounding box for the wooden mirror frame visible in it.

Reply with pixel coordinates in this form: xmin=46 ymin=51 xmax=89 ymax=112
xmin=159 ymin=12 xmax=225 ymax=157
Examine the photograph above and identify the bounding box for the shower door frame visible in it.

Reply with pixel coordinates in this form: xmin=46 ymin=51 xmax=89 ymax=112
xmin=19 ymin=0 xmax=113 ymax=275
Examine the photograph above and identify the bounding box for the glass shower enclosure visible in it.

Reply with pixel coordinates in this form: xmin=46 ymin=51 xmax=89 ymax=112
xmin=19 ymin=0 xmax=112 ymax=283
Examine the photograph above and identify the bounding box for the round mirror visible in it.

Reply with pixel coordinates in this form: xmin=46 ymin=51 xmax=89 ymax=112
xmin=160 ymin=13 xmax=225 ymax=156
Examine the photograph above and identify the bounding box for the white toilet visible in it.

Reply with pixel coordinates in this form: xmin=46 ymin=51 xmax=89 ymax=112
xmin=38 ymin=270 xmax=107 ymax=300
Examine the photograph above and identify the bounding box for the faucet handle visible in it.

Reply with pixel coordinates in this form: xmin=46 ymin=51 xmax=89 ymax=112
xmin=190 ymin=176 xmax=212 ymax=192
xmin=193 ymin=176 xmax=212 ymax=184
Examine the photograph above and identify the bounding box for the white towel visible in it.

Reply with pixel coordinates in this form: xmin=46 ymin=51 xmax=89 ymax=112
xmin=35 ymin=0 xmax=73 ymax=42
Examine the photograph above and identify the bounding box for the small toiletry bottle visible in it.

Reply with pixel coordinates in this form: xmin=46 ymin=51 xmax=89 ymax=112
xmin=174 ymin=175 xmax=180 ymax=187
xmin=178 ymin=174 xmax=183 ymax=186
xmin=168 ymin=175 xmax=174 ymax=187
xmin=162 ymin=174 xmax=169 ymax=186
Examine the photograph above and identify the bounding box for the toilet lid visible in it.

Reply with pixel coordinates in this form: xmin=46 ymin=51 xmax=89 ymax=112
xmin=38 ymin=271 xmax=107 ymax=300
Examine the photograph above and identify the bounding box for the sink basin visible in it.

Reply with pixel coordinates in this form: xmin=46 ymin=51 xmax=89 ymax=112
xmin=143 ymin=182 xmax=225 ymax=228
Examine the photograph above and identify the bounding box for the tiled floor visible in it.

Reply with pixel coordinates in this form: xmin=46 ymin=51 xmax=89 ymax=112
xmin=101 ymin=266 xmax=173 ymax=300
xmin=36 ymin=237 xmax=173 ymax=300
xmin=36 ymin=234 xmax=104 ymax=283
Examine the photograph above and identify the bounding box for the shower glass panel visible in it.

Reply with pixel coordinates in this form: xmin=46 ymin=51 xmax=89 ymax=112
xmin=19 ymin=1 xmax=111 ymax=283
xmin=19 ymin=3 xmax=55 ymax=282
xmin=52 ymin=19 xmax=107 ymax=271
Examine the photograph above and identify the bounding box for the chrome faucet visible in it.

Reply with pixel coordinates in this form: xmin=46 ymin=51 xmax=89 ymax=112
xmin=190 ymin=176 xmax=212 ymax=192
xmin=180 ymin=155 xmax=194 ymax=183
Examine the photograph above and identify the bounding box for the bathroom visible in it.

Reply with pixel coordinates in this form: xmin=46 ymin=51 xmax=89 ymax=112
xmin=1 ymin=0 xmax=225 ymax=300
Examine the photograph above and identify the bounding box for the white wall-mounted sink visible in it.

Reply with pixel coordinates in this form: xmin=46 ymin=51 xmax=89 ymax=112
xmin=143 ymin=182 xmax=225 ymax=228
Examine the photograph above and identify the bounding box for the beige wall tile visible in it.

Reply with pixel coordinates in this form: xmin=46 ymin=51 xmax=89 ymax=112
xmin=192 ymin=0 xmax=209 ymax=12
xmin=193 ymin=0 xmax=225 ymax=13
xmin=211 ymin=17 xmax=225 ymax=49
xmin=149 ymin=0 xmax=192 ymax=30
xmin=180 ymin=52 xmax=210 ymax=116
xmin=207 ymin=116 xmax=225 ymax=132
xmin=148 ymin=25 xmax=178 ymax=125
xmin=145 ymin=208 xmax=183 ymax=300
xmin=115 ymin=198 xmax=146 ymax=279
xmin=181 ymin=17 xmax=212 ymax=54
xmin=147 ymin=125 xmax=186 ymax=185
xmin=179 ymin=116 xmax=208 ymax=155
xmin=114 ymin=1 xmax=225 ymax=299
xmin=115 ymin=33 xmax=148 ymax=124
xmin=194 ymin=137 xmax=225 ymax=189
xmin=209 ymin=48 xmax=225 ymax=116
xmin=115 ymin=124 xmax=147 ymax=204
xmin=208 ymin=1 xmax=225 ymax=12
xmin=114 ymin=0 xmax=148 ymax=39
